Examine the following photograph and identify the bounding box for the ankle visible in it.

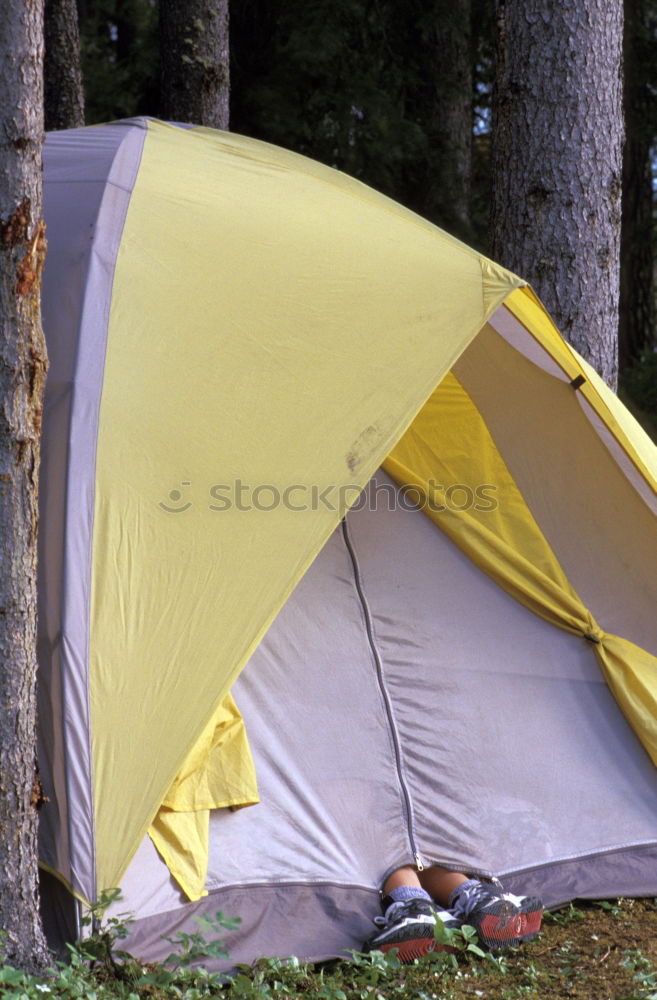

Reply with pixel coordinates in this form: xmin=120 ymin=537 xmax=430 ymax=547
xmin=448 ymin=877 xmax=479 ymax=909
xmin=382 ymin=885 xmax=432 ymax=912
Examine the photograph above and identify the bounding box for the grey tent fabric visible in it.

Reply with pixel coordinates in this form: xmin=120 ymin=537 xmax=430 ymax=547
xmin=38 ymin=122 xmax=148 ymax=897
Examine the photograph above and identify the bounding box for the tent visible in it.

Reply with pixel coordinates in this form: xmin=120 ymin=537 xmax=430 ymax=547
xmin=38 ymin=118 xmax=657 ymax=966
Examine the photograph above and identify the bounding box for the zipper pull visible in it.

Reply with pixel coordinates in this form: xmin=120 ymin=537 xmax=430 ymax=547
xmin=414 ymin=852 xmax=424 ymax=872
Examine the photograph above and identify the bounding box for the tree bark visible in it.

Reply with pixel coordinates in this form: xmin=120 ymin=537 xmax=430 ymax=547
xmin=160 ymin=0 xmax=230 ymax=129
xmin=619 ymin=0 xmax=655 ymax=369
xmin=422 ymin=0 xmax=473 ymax=241
xmin=44 ymin=0 xmax=85 ymax=130
xmin=0 ymin=0 xmax=50 ymax=972
xmin=490 ymin=0 xmax=624 ymax=389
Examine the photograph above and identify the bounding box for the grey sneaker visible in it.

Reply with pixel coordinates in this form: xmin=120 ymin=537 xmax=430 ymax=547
xmin=449 ymin=879 xmax=543 ymax=950
xmin=363 ymin=897 xmax=459 ymax=962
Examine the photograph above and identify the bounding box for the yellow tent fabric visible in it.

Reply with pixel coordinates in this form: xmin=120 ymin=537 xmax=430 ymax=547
xmin=88 ymin=120 xmax=524 ymax=898
xmin=147 ymin=692 xmax=259 ymax=900
xmin=384 ymin=372 xmax=657 ymax=768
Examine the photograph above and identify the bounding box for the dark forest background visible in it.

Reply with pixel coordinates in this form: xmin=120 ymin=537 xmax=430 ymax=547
xmin=71 ymin=0 xmax=657 ymax=429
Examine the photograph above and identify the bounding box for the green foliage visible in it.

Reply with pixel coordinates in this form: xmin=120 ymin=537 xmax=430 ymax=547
xmin=0 ymin=891 xmax=241 ymax=999
xmin=621 ymin=946 xmax=657 ymax=994
xmin=543 ymin=903 xmax=586 ymax=927
xmin=593 ymin=898 xmax=625 ymax=918
xmin=2 ymin=897 xmax=657 ymax=1000
xmin=162 ymin=911 xmax=241 ymax=969
xmin=75 ymin=887 xmax=135 ymax=975
xmin=231 ymin=0 xmax=494 ymax=246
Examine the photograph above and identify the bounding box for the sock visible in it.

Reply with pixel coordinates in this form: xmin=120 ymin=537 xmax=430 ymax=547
xmin=382 ymin=885 xmax=432 ymax=913
xmin=448 ymin=877 xmax=480 ymax=910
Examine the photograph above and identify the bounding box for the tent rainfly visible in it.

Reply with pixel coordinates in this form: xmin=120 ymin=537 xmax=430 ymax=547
xmin=38 ymin=118 xmax=657 ymax=966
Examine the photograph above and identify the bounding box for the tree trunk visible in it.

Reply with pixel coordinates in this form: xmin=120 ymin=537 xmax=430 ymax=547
xmin=44 ymin=0 xmax=85 ymax=130
xmin=160 ymin=0 xmax=230 ymax=129
xmin=0 ymin=0 xmax=50 ymax=972
xmin=619 ymin=0 xmax=655 ymax=370
xmin=490 ymin=0 xmax=624 ymax=389
xmin=396 ymin=0 xmax=473 ymax=241
xmin=427 ymin=0 xmax=473 ymax=240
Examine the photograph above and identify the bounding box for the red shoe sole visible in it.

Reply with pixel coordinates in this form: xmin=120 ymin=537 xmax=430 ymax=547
xmin=479 ymin=900 xmax=543 ymax=949
xmin=380 ymin=938 xmax=457 ymax=962
xmin=520 ymin=902 xmax=543 ymax=940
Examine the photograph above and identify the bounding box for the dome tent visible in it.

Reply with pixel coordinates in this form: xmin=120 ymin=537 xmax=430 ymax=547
xmin=38 ymin=118 xmax=657 ymax=965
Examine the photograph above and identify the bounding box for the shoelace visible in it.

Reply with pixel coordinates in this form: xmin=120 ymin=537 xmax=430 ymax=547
xmin=373 ymin=898 xmax=432 ymax=927
xmin=373 ymin=900 xmax=408 ymax=927
xmin=453 ymin=881 xmax=510 ymax=919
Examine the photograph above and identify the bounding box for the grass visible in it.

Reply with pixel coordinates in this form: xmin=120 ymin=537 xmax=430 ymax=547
xmin=2 ymin=897 xmax=657 ymax=999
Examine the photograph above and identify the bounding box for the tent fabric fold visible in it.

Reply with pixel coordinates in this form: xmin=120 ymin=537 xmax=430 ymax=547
xmin=147 ymin=691 xmax=259 ymax=900
xmin=480 ymin=259 xmax=525 ymax=318
xmin=594 ymin=637 xmax=657 ymax=768
xmin=148 ymin=809 xmax=210 ymax=903
xmin=156 ymin=692 xmax=258 ymax=814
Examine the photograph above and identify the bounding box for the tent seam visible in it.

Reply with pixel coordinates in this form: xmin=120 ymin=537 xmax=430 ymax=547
xmin=493 ymin=837 xmax=657 ymax=878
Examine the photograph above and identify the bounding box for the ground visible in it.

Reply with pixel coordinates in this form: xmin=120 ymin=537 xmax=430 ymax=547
xmin=498 ymin=898 xmax=657 ymax=1000
xmin=238 ymin=898 xmax=657 ymax=1000
xmin=4 ymin=897 xmax=657 ymax=998
xmin=342 ymin=898 xmax=657 ymax=1000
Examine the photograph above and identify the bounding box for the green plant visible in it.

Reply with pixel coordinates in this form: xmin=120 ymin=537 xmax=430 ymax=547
xmin=1 ymin=895 xmax=656 ymax=999
xmin=621 ymin=947 xmax=657 ymax=993
xmin=136 ymin=910 xmax=241 ymax=995
xmin=593 ymin=898 xmax=624 ymax=918
xmin=0 ymin=893 xmax=242 ymax=999
xmin=544 ymin=903 xmax=586 ymax=927
xmin=74 ymin=887 xmax=137 ymax=978
xmin=163 ymin=910 xmax=241 ymax=969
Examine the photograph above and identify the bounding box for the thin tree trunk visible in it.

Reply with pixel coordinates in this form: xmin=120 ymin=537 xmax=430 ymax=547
xmin=490 ymin=0 xmax=624 ymax=389
xmin=160 ymin=0 xmax=230 ymax=129
xmin=619 ymin=0 xmax=655 ymax=369
xmin=44 ymin=0 xmax=85 ymax=130
xmin=402 ymin=0 xmax=473 ymax=241
xmin=431 ymin=0 xmax=473 ymax=240
xmin=0 ymin=0 xmax=50 ymax=972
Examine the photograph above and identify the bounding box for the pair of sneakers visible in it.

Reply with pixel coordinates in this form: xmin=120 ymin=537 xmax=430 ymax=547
xmin=363 ymin=879 xmax=543 ymax=962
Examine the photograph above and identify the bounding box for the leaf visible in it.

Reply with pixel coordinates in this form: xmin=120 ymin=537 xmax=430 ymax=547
xmin=0 ymin=968 xmax=25 ymax=985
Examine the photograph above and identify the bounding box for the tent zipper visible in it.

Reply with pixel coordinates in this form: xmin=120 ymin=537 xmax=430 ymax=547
xmin=341 ymin=518 xmax=425 ymax=871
